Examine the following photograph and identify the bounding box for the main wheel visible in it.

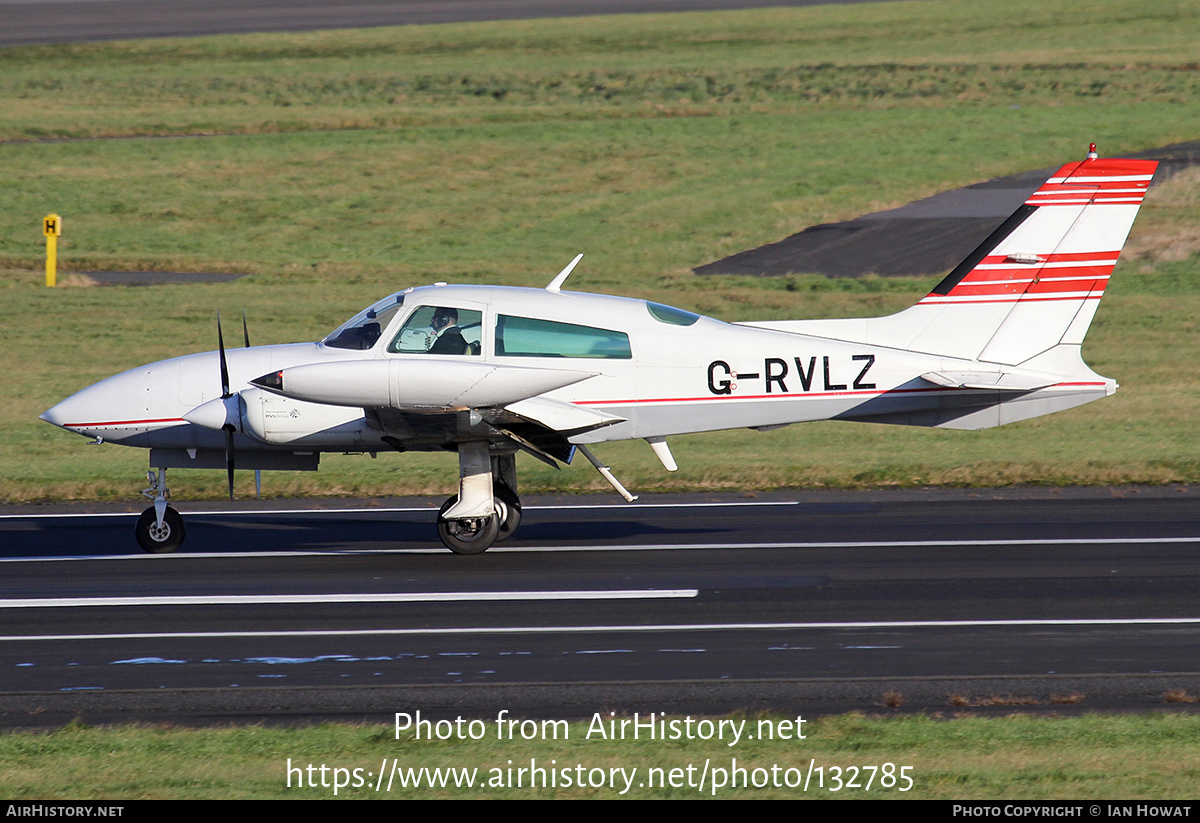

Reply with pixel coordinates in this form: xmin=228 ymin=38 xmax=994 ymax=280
xmin=135 ymin=506 xmax=186 ymax=554
xmin=492 ymin=482 xmax=522 ymax=542
xmin=437 ymin=497 xmax=500 ymax=555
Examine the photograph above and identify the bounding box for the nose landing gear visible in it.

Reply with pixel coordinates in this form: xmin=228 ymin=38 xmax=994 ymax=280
xmin=136 ymin=468 xmax=185 ymax=553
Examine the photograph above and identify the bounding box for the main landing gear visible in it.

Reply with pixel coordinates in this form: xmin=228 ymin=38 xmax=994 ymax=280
xmin=436 ymin=482 xmax=521 ymax=554
xmin=435 ymin=445 xmax=522 ymax=555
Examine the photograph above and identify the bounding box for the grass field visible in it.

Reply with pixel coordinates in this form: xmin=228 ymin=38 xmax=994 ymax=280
xmin=3 ymin=713 xmax=1199 ymax=799
xmin=2 ymin=0 xmax=1199 ymax=506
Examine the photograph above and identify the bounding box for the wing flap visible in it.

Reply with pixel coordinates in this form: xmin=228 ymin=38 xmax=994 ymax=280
xmin=504 ymin=396 xmax=626 ymax=434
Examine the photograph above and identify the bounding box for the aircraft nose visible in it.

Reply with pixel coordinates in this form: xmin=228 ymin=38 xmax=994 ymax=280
xmin=39 ymin=403 xmax=67 ymax=428
xmin=39 ymin=392 xmax=95 ymax=431
xmin=38 ymin=366 xmax=155 ymax=440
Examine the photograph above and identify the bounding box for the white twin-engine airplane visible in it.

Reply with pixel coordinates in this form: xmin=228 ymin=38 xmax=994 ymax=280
xmin=41 ymin=146 xmax=1158 ymax=554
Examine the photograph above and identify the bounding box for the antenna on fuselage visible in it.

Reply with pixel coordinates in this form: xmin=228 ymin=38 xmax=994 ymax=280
xmin=545 ymin=253 xmax=583 ymax=293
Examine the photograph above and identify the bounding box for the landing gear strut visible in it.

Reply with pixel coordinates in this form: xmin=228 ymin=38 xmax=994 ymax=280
xmin=137 ymin=468 xmax=185 ymax=553
xmin=436 ymin=445 xmax=521 ymax=554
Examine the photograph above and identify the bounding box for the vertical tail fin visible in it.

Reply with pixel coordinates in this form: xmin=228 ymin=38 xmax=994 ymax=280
xmin=894 ymin=147 xmax=1158 ymax=367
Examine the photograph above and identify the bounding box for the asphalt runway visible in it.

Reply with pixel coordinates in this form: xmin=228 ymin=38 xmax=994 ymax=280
xmin=3 ymin=488 xmax=1200 ymax=726
xmin=0 ymin=0 xmax=894 ymax=47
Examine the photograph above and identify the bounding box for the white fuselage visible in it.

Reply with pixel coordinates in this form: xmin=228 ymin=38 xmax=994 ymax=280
xmin=41 ymin=283 xmax=1111 ymax=460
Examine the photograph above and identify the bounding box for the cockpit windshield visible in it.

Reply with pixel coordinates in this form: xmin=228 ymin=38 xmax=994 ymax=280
xmin=323 ymin=293 xmax=406 ymax=350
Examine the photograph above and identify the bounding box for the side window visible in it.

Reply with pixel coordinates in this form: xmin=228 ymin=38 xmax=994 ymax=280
xmin=646 ymin=301 xmax=700 ymax=326
xmin=495 ymin=315 xmax=631 ymax=359
xmin=388 ymin=306 xmax=482 ymax=355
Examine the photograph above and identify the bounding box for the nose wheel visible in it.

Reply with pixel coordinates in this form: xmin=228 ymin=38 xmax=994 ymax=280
xmin=136 ymin=505 xmax=185 ymax=553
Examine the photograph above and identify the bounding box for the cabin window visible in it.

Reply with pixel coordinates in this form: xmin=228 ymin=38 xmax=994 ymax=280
xmin=646 ymin=301 xmax=700 ymax=326
xmin=495 ymin=315 xmax=631 ymax=359
xmin=388 ymin=306 xmax=483 ymax=355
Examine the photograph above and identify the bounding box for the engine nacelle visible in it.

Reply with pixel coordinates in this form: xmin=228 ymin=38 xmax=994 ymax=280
xmin=238 ymin=387 xmax=372 ymax=446
xmin=252 ymin=359 xmax=595 ymax=411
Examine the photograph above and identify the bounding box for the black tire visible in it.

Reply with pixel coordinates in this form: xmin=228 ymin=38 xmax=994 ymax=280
xmin=135 ymin=506 xmax=186 ymax=554
xmin=492 ymin=482 xmax=522 ymax=542
xmin=437 ymin=496 xmax=500 ymax=555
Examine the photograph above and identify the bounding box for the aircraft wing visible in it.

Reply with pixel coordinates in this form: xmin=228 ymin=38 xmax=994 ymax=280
xmin=466 ymin=397 xmax=626 ymax=469
xmin=361 ymin=390 xmax=623 ymax=469
xmin=503 ymin=396 xmax=626 ymax=435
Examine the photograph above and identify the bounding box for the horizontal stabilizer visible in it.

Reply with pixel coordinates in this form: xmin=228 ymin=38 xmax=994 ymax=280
xmin=920 ymin=370 xmax=1056 ymax=392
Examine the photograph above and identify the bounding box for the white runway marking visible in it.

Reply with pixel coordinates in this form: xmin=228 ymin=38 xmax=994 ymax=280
xmin=0 ymin=589 xmax=699 ymax=609
xmin=491 ymin=537 xmax=1200 ymax=552
xmin=0 ymin=500 xmax=799 ymax=520
xmin=3 ymin=536 xmax=1200 ymax=564
xmin=5 ymin=617 xmax=1200 ymax=643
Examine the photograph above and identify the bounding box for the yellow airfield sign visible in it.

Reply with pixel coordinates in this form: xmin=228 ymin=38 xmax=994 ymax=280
xmin=43 ymin=213 xmax=62 ymax=287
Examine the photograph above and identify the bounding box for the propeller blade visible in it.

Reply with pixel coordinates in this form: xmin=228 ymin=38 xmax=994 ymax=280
xmin=217 ymin=312 xmax=231 ymax=399
xmin=224 ymin=425 xmax=235 ymax=501
xmin=242 ymin=310 xmax=250 ymax=348
xmin=217 ymin=311 xmax=235 ymax=500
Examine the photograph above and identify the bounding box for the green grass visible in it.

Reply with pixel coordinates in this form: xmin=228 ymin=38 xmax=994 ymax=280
xmin=2 ymin=0 xmax=1199 ymax=140
xmin=3 ymin=2 xmax=1200 ymax=802
xmin=2 ymin=0 xmax=1200 ymax=503
xmin=3 ymin=713 xmax=1199 ymax=799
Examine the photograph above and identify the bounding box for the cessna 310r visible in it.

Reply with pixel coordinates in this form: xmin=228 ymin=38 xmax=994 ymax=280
xmin=41 ymin=146 xmax=1157 ymax=554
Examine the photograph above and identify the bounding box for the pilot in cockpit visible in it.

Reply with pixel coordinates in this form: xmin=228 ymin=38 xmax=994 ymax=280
xmin=427 ymin=308 xmax=468 ymax=355
xmin=387 ymin=305 xmax=481 ymax=354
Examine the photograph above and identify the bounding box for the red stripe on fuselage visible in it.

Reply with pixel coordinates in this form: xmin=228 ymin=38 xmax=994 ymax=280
xmin=575 ymin=382 xmax=1105 ymax=407
xmin=64 ymin=418 xmax=186 ymax=429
